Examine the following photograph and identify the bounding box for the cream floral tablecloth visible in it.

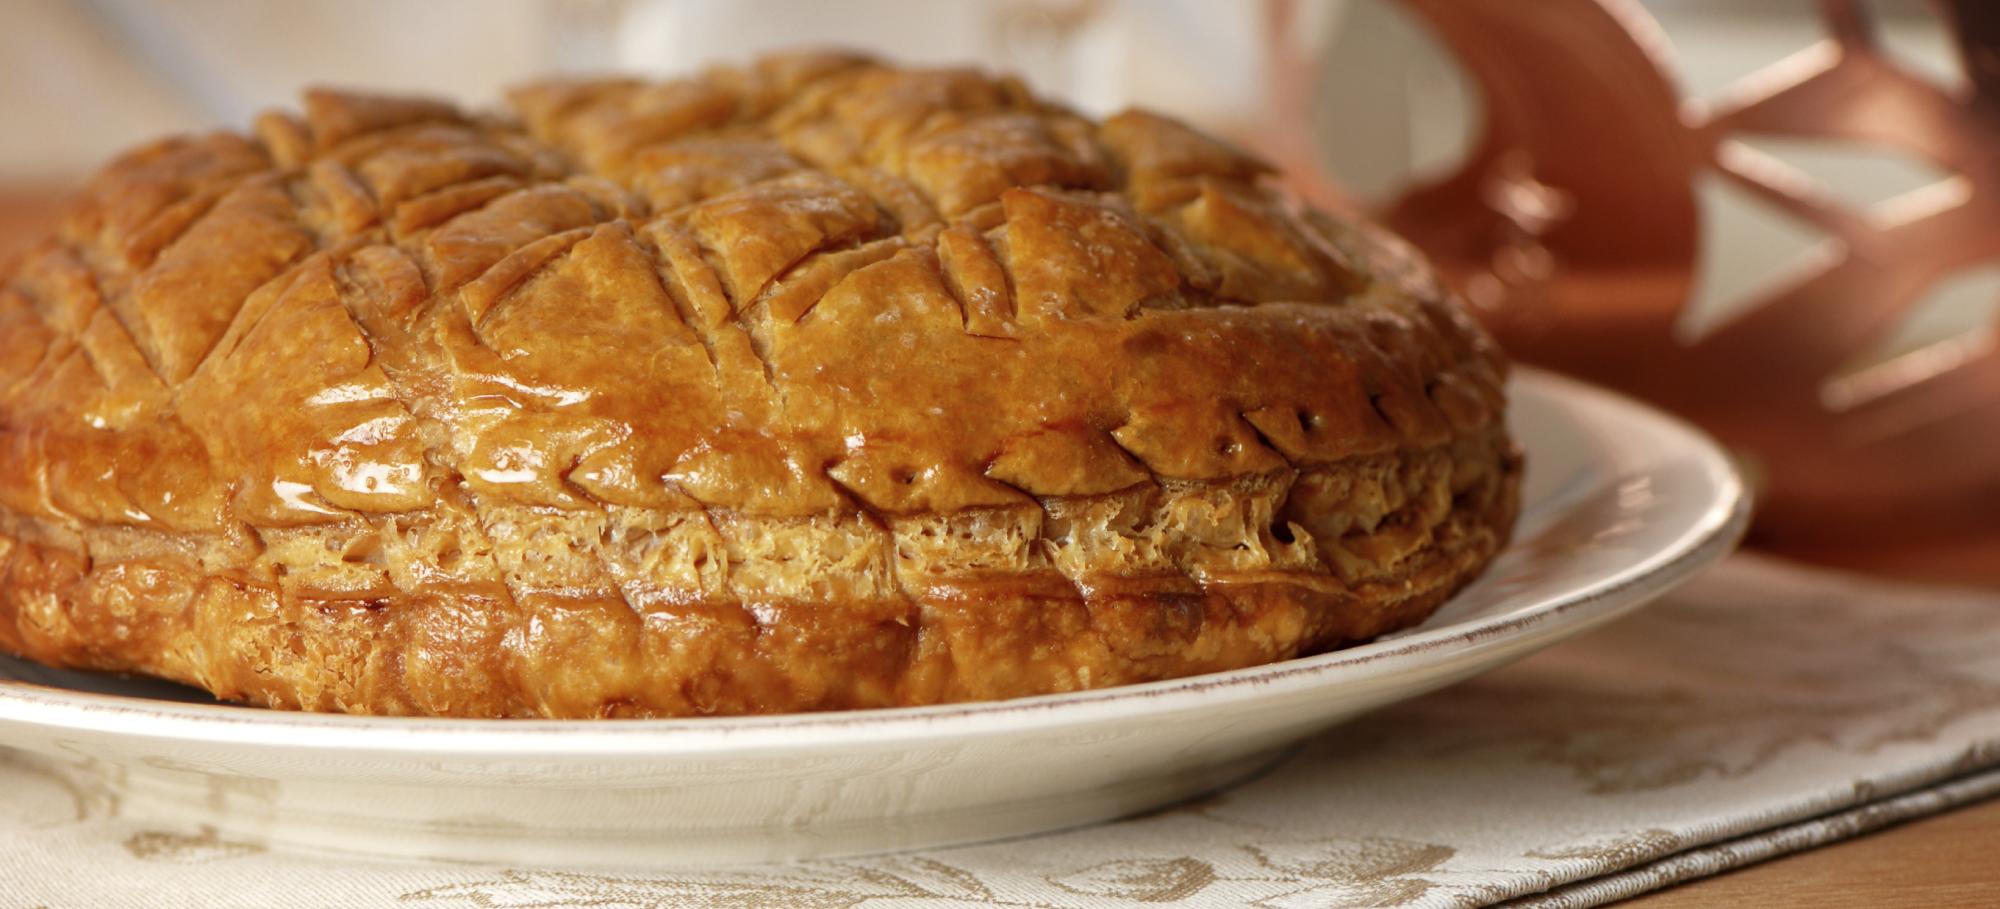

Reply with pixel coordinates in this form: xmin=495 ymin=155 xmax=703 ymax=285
xmin=6 ymin=554 xmax=2000 ymax=907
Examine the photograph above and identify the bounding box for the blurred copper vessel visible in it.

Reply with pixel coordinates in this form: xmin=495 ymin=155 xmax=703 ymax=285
xmin=1267 ymin=0 xmax=2000 ymax=584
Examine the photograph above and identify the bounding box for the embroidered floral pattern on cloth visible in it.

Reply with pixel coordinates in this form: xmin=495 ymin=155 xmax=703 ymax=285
xmin=5 ymin=554 xmax=1999 ymax=908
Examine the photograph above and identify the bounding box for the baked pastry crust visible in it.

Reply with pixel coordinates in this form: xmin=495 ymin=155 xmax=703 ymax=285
xmin=0 ymin=52 xmax=1519 ymax=718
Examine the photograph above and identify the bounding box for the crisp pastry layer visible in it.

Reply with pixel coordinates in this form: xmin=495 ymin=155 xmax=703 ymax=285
xmin=0 ymin=51 xmax=1519 ymax=718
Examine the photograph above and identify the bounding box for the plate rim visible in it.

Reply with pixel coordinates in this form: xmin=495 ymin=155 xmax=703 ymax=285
xmin=0 ymin=368 xmax=1750 ymax=755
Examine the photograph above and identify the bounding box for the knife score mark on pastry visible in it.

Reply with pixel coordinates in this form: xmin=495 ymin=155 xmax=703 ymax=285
xmin=0 ymin=51 xmax=1520 ymax=718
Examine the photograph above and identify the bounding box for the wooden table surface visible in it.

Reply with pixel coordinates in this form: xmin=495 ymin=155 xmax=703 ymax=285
xmin=2 ymin=188 xmax=1994 ymax=906
xmin=1624 ymin=795 xmax=2000 ymax=907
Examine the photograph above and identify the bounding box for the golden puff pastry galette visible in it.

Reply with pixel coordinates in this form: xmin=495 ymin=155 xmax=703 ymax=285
xmin=0 ymin=52 xmax=1518 ymax=718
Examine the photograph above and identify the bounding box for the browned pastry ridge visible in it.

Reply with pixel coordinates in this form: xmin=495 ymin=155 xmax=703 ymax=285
xmin=0 ymin=52 xmax=1519 ymax=718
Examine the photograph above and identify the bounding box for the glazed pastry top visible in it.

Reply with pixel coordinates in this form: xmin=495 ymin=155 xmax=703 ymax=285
xmin=0 ymin=51 xmax=1505 ymax=605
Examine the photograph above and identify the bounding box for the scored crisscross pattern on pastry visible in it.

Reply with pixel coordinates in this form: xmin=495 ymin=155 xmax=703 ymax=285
xmin=0 ymin=52 xmax=1517 ymax=717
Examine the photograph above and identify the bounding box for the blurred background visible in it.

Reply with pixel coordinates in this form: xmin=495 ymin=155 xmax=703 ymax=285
xmin=3 ymin=0 xmax=1992 ymax=582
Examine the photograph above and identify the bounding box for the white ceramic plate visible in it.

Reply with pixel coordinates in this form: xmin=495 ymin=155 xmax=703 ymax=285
xmin=0 ymin=369 xmax=1747 ymax=867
